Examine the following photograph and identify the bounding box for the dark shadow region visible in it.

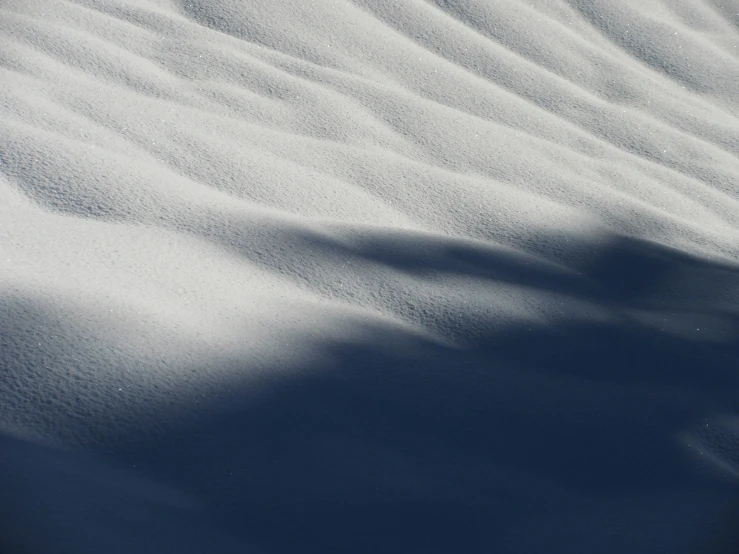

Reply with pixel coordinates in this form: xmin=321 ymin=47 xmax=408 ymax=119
xmin=2 ymin=232 xmax=739 ymax=553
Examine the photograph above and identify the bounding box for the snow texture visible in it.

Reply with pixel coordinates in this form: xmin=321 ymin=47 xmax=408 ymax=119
xmin=1 ymin=0 xmax=739 ymax=552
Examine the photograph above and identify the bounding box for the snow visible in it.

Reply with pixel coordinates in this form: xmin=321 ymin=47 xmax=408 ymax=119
xmin=1 ymin=0 xmax=739 ymax=552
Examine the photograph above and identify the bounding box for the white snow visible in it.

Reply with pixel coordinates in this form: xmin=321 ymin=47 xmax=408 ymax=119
xmin=1 ymin=0 xmax=739 ymax=552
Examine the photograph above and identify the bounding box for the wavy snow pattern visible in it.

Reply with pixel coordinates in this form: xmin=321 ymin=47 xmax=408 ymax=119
xmin=1 ymin=0 xmax=739 ymax=553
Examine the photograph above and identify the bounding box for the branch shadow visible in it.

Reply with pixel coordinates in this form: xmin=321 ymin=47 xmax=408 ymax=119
xmin=2 ymin=231 xmax=739 ymax=553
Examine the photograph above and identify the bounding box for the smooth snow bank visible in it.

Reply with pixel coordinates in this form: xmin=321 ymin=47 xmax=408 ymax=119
xmin=1 ymin=0 xmax=739 ymax=553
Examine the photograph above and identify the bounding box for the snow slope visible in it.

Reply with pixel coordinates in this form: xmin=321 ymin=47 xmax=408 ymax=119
xmin=1 ymin=0 xmax=739 ymax=552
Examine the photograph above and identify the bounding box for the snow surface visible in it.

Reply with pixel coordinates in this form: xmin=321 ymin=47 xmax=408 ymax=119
xmin=1 ymin=0 xmax=739 ymax=552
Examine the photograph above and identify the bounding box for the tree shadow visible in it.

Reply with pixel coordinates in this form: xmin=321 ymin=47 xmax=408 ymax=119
xmin=2 ymin=231 xmax=739 ymax=553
